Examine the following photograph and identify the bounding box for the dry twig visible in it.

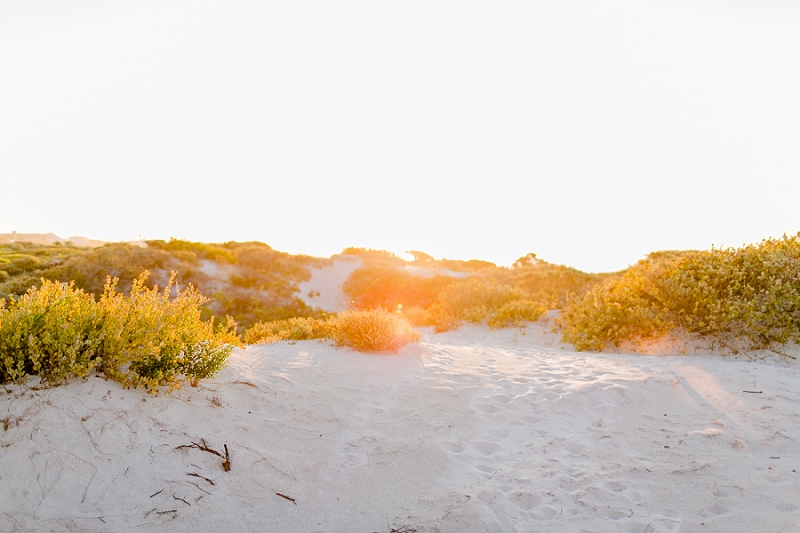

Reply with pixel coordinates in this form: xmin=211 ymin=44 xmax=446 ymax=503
xmin=275 ymin=492 xmax=297 ymax=505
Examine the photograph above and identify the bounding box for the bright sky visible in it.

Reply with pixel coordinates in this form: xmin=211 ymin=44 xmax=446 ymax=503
xmin=2 ymin=1 xmax=799 ymax=273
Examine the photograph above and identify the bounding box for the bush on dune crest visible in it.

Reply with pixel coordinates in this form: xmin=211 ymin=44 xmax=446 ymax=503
xmin=246 ymin=310 xmax=420 ymax=353
xmin=0 ymin=272 xmax=241 ymax=391
xmin=559 ymin=234 xmax=800 ymax=353
xmin=342 ymin=255 xmax=598 ymax=332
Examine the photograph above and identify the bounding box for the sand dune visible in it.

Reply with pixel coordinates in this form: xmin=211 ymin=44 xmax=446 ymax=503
xmin=2 ymin=324 xmax=798 ymax=532
xmin=297 ymin=256 xmax=362 ymax=312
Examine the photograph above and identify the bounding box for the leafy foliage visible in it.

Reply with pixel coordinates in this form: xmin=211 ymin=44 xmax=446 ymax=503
xmin=245 ymin=310 xmax=420 ymax=353
xmin=244 ymin=316 xmax=332 ymax=344
xmin=331 ymin=310 xmax=420 ymax=352
xmin=343 ymin=264 xmax=455 ymax=310
xmin=0 ymin=280 xmax=101 ymax=385
xmin=487 ymin=300 xmax=547 ymax=329
xmin=1 ymin=239 xmax=323 ymax=334
xmin=340 ymin=247 xmax=406 ymax=265
xmin=343 ymin=254 xmax=605 ymax=332
xmin=0 ymin=243 xmax=86 ymax=298
xmin=559 ymin=234 xmax=800 ymax=353
xmin=0 ymin=273 xmax=242 ymax=391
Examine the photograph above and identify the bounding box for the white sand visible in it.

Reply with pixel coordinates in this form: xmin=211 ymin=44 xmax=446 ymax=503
xmin=297 ymin=256 xmax=363 ymax=312
xmin=2 ymin=323 xmax=799 ymax=532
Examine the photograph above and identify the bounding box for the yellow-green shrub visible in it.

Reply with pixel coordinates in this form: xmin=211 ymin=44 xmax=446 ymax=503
xmin=487 ymin=300 xmax=547 ymax=329
xmin=331 ymin=310 xmax=420 ymax=352
xmin=0 ymin=273 xmax=242 ymax=391
xmin=0 ymin=281 xmax=102 ymax=385
xmin=97 ymin=273 xmax=242 ymax=390
xmin=341 ymin=253 xmax=603 ymax=333
xmin=437 ymin=277 xmax=522 ymax=323
xmin=559 ymin=234 xmax=800 ymax=353
xmin=557 ymin=259 xmax=674 ymax=351
xmin=244 ymin=316 xmax=332 ymax=344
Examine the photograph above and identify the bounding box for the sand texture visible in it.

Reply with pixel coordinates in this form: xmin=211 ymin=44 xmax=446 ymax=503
xmin=2 ymin=324 xmax=799 ymax=532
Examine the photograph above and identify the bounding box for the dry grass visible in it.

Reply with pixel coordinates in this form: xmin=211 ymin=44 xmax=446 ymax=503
xmin=331 ymin=310 xmax=420 ymax=352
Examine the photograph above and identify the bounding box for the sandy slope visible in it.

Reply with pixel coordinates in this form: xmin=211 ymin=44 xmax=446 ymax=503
xmin=297 ymin=256 xmax=362 ymax=312
xmin=2 ymin=325 xmax=799 ymax=533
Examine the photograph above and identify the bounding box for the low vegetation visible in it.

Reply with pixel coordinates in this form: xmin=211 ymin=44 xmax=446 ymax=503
xmin=5 ymin=233 xmax=799 ymax=360
xmin=245 ymin=310 xmax=420 ymax=353
xmin=343 ymin=252 xmax=606 ymax=332
xmin=1 ymin=239 xmax=322 ymax=332
xmin=243 ymin=316 xmax=332 ymax=344
xmin=559 ymin=234 xmax=800 ymax=354
xmin=0 ymin=272 xmax=241 ymax=391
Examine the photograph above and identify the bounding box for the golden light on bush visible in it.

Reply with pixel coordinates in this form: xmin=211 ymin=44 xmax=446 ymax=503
xmin=331 ymin=309 xmax=420 ymax=352
xmin=246 ymin=310 xmax=421 ymax=353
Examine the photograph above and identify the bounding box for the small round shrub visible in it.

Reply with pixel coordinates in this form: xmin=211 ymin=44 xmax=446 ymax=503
xmin=331 ymin=310 xmax=420 ymax=352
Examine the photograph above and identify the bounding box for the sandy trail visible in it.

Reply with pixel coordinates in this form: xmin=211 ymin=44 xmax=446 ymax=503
xmin=1 ymin=326 xmax=799 ymax=532
xmin=297 ymin=256 xmax=362 ymax=312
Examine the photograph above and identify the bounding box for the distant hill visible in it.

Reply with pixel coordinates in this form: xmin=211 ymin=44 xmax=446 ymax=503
xmin=0 ymin=232 xmax=145 ymax=248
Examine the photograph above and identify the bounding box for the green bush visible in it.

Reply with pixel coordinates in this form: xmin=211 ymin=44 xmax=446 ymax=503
xmin=438 ymin=277 xmax=522 ymax=323
xmin=244 ymin=316 xmax=332 ymax=344
xmin=0 ymin=273 xmax=242 ymax=391
xmin=559 ymin=234 xmax=800 ymax=353
xmin=0 ymin=281 xmax=102 ymax=385
xmin=487 ymin=300 xmax=547 ymax=329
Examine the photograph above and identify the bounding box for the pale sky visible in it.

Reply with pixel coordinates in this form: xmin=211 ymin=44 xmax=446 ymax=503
xmin=2 ymin=1 xmax=799 ymax=273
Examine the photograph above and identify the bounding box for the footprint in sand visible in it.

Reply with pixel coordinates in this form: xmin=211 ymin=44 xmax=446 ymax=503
xmin=476 ymin=403 xmax=502 ymax=414
xmin=531 ymin=505 xmax=558 ymax=520
xmin=471 ymin=441 xmax=501 ymax=456
xmin=440 ymin=441 xmax=466 ymax=453
xmin=626 ymin=490 xmax=644 ymax=503
xmin=607 ymin=510 xmax=627 ymax=520
xmin=511 ymin=491 xmax=541 ymax=510
xmin=489 ymin=394 xmax=514 ymax=403
xmin=563 ymin=442 xmax=585 ymax=455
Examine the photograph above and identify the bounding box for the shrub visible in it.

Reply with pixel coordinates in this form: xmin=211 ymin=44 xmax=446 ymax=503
xmin=400 ymin=305 xmax=435 ymax=327
xmin=558 ymin=260 xmax=674 ymax=351
xmin=245 ymin=310 xmax=421 ymax=353
xmin=0 ymin=281 xmax=102 ymax=385
xmin=331 ymin=310 xmax=420 ymax=352
xmin=147 ymin=238 xmax=237 ymax=264
xmin=96 ymin=272 xmax=242 ymax=391
xmin=487 ymin=300 xmax=547 ymax=329
xmin=244 ymin=317 xmax=332 ymax=344
xmin=341 ymin=255 xmax=600 ymax=333
xmin=343 ymin=264 xmax=455 ymax=310
xmin=559 ymin=234 xmax=800 ymax=353
xmin=0 ymin=273 xmax=242 ymax=391
xmin=437 ymin=277 xmax=522 ymax=323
